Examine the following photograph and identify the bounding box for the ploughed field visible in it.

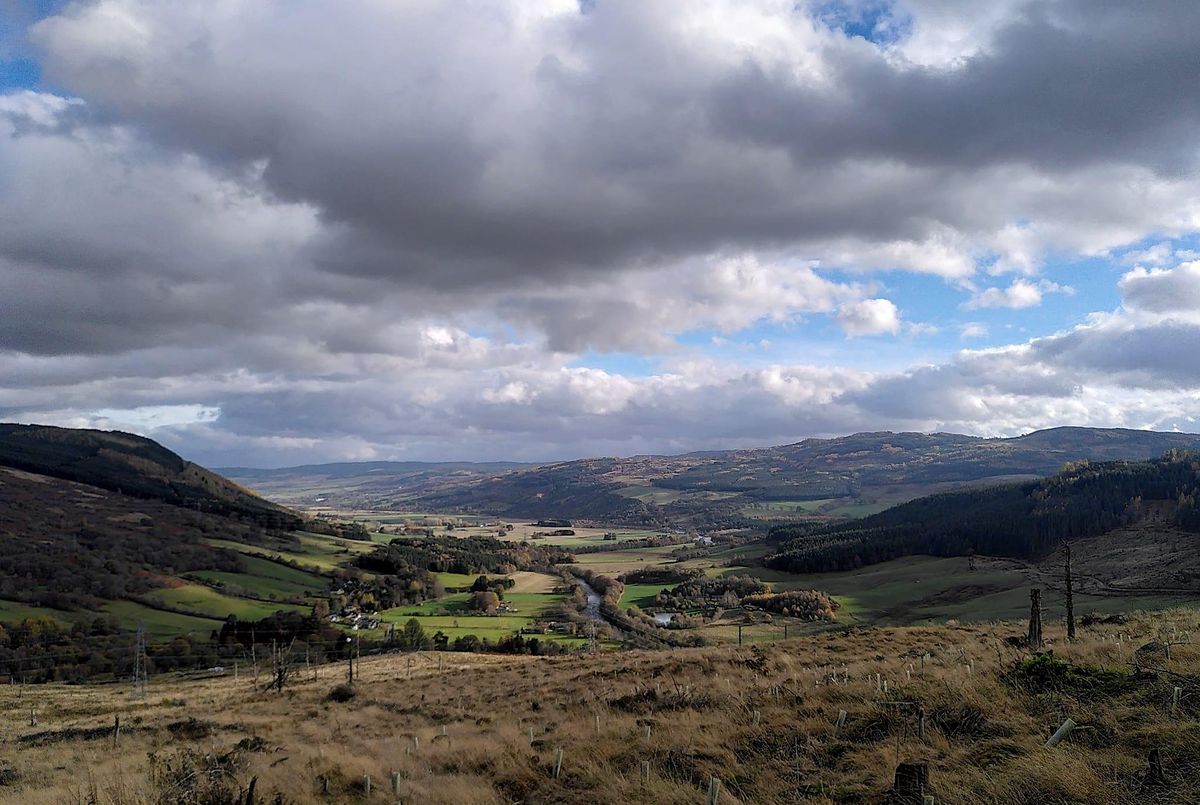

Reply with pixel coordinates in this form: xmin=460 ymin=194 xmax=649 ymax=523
xmin=5 ymin=609 xmax=1199 ymax=804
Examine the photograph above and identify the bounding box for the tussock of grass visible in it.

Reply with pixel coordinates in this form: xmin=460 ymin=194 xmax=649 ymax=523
xmin=1008 ymin=653 xmax=1135 ymax=698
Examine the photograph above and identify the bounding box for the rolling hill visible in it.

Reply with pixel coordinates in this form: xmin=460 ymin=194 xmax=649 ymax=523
xmin=0 ymin=423 xmax=300 ymax=530
xmin=0 ymin=424 xmax=341 ymax=639
xmin=217 ymin=459 xmax=533 ymax=510
xmin=225 ymin=427 xmax=1200 ymax=527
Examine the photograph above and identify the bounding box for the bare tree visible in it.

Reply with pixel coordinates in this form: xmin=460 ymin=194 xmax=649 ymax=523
xmin=270 ymin=639 xmax=296 ymax=693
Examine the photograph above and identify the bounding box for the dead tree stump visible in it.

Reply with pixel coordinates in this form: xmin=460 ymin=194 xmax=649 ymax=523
xmin=1064 ymin=542 xmax=1076 ymax=641
xmin=1146 ymin=747 xmax=1168 ymax=786
xmin=1028 ymin=588 xmax=1043 ymax=649
xmin=886 ymin=761 xmax=930 ymax=804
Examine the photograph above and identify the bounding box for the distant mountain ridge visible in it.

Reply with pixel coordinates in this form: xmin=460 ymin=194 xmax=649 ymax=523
xmin=224 ymin=426 xmax=1200 ymax=526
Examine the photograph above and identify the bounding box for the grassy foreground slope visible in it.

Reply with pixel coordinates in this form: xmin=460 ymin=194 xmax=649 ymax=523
xmin=6 ymin=610 xmax=1198 ymax=804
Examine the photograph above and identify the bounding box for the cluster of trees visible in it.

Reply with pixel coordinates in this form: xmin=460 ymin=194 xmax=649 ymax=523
xmin=356 ymin=536 xmax=570 ymax=578
xmin=337 ymin=568 xmax=445 ymax=612
xmin=216 ymin=610 xmax=349 ymax=656
xmin=619 ymin=568 xmax=699 ymax=585
xmin=465 ymin=575 xmax=516 ymax=613
xmin=0 ymin=616 xmax=232 ymax=684
xmin=655 ymin=574 xmax=768 ymax=613
xmin=768 ymin=453 xmax=1200 ymax=574
xmin=389 ymin=618 xmax=570 ymax=656
xmin=572 ymin=534 xmax=678 ymax=555
xmin=741 ymin=590 xmax=838 ymax=620
xmin=308 ymin=517 xmax=373 ymax=541
xmin=349 ymin=536 xmax=569 ymax=612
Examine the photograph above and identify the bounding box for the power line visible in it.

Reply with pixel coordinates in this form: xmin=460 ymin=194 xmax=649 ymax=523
xmin=130 ymin=623 xmax=148 ymax=700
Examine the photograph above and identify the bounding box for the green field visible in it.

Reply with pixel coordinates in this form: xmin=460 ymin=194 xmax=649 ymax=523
xmin=615 ymin=486 xmax=687 ymax=505
xmin=102 ymin=600 xmax=225 ymax=638
xmin=0 ymin=599 xmax=72 ymax=626
xmin=190 ymin=555 xmax=328 ymax=600
xmin=142 ymin=584 xmax=307 ymax=621
xmin=574 ymin=544 xmax=692 ymax=574
xmin=618 ymin=583 xmax=670 ymax=609
xmin=820 ymin=500 xmax=895 ymax=518
xmin=715 ymin=555 xmax=1194 ymax=626
xmin=374 ymin=578 xmax=570 ymax=643
xmin=203 ymin=531 xmax=374 ymax=573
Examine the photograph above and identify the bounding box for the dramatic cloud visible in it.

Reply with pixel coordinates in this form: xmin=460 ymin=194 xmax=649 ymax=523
xmin=4 ymin=1 xmax=1200 ymax=464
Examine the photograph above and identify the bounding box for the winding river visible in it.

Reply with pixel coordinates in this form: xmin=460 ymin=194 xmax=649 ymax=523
xmin=573 ymin=576 xmax=603 ymax=623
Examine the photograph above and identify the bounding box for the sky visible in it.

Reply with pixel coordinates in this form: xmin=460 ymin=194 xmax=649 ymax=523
xmin=3 ymin=0 xmax=1200 ymax=467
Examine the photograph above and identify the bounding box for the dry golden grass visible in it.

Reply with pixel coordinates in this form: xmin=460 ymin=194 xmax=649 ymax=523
xmin=4 ymin=609 xmax=1200 ymax=803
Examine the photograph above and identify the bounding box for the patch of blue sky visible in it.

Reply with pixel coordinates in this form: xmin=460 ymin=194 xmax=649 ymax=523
xmin=673 ymin=317 xmax=948 ymax=373
xmin=0 ymin=57 xmax=39 ymax=90
xmin=1 ymin=1 xmax=72 ymax=92
xmin=809 ymin=0 xmax=912 ymax=46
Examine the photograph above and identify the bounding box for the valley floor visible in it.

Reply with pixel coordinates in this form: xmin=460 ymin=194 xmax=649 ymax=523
xmin=4 ymin=609 xmax=1199 ymax=804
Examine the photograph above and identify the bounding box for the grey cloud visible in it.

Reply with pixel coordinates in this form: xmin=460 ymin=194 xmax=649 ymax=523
xmin=7 ymin=2 xmax=1200 ymax=464
xmin=1029 ymin=321 xmax=1200 ymax=389
xmin=29 ymin=0 xmax=1200 ymax=296
xmin=1120 ymin=263 xmax=1200 ymax=314
xmin=713 ymin=0 xmax=1200 ymax=174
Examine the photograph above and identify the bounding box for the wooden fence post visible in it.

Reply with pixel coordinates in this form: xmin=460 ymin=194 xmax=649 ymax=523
xmin=1045 ymin=718 xmax=1076 ymax=747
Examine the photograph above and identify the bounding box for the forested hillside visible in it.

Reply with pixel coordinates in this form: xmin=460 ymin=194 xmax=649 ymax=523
xmin=0 ymin=466 xmax=255 ymax=610
xmin=766 ymin=452 xmax=1200 ymax=573
xmin=0 ymin=424 xmax=300 ymax=529
xmin=0 ymin=425 xmax=350 ymax=626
